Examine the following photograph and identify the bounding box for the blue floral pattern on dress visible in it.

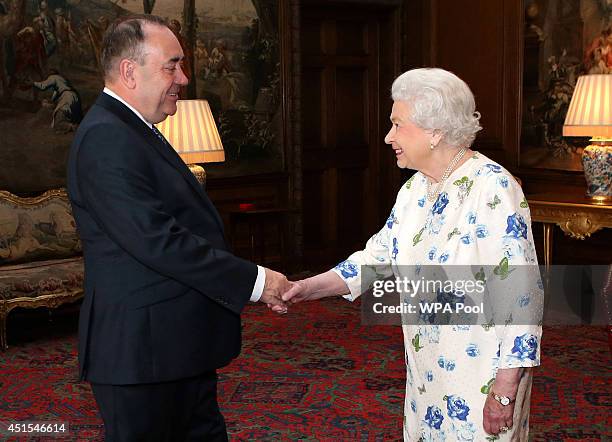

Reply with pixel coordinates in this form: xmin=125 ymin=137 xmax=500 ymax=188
xmin=392 ymin=238 xmax=399 ymax=260
xmin=510 ymin=333 xmax=538 ymax=361
xmin=518 ymin=294 xmax=531 ymax=307
xmin=424 ymin=405 xmax=444 ymax=429
xmin=475 ymin=224 xmax=489 ymax=239
xmin=386 ymin=208 xmax=398 ymax=228
xmin=437 ymin=356 xmax=445 ymax=368
xmin=505 ymin=213 xmax=528 ymax=239
xmin=484 ymin=163 xmax=502 ymax=174
xmin=460 ymin=233 xmax=473 ymax=245
xmin=465 ymin=343 xmax=479 ymax=357
xmin=334 ymin=260 xmax=358 ymax=279
xmin=446 ymin=395 xmax=470 ymax=421
xmin=432 ymin=192 xmax=449 ymax=215
xmin=437 ymin=356 xmax=456 ymax=372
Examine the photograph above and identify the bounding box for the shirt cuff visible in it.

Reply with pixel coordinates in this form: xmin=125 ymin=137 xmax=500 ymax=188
xmin=250 ymin=265 xmax=265 ymax=302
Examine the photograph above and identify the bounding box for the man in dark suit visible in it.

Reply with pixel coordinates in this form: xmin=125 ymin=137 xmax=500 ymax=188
xmin=67 ymin=15 xmax=290 ymax=441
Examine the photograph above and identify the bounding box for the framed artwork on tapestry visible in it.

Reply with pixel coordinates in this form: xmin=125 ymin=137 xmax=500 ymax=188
xmin=520 ymin=0 xmax=611 ymax=171
xmin=0 ymin=0 xmax=291 ymax=194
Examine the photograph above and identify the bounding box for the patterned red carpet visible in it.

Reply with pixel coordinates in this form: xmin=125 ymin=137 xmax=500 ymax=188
xmin=0 ymin=298 xmax=610 ymax=441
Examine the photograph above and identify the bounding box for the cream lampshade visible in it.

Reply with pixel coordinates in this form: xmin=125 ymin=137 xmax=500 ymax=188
xmin=563 ymin=74 xmax=612 ymax=202
xmin=155 ymin=100 xmax=225 ymax=185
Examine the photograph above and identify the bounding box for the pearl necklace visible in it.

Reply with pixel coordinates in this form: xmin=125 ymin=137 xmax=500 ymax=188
xmin=426 ymin=147 xmax=467 ymax=202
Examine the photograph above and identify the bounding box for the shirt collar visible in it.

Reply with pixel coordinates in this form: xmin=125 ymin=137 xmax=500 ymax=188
xmin=103 ymin=87 xmax=153 ymax=129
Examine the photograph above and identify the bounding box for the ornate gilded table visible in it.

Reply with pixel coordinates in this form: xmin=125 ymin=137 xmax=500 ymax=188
xmin=527 ymin=192 xmax=612 ymax=268
xmin=528 ymin=193 xmax=612 ymax=349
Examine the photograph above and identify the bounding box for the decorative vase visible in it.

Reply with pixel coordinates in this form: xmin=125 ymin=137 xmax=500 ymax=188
xmin=581 ymin=140 xmax=612 ymax=202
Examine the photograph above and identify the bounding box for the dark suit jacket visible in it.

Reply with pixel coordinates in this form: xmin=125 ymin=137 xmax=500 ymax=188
xmin=67 ymin=93 xmax=257 ymax=385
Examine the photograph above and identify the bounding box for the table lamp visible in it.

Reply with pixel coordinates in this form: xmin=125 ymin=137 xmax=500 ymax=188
xmin=563 ymin=74 xmax=612 ymax=203
xmin=155 ymin=100 xmax=225 ymax=186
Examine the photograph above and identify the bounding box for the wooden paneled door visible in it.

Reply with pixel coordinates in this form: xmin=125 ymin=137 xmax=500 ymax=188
xmin=300 ymin=1 xmax=402 ymax=269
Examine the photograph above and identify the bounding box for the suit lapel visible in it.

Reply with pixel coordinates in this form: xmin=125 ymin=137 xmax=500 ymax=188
xmin=94 ymin=93 xmax=226 ymax=234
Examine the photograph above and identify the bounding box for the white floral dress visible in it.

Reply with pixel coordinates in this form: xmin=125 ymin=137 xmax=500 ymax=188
xmin=332 ymin=153 xmax=543 ymax=441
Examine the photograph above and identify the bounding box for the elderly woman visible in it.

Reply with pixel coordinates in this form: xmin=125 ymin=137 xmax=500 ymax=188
xmin=282 ymin=68 xmax=542 ymax=441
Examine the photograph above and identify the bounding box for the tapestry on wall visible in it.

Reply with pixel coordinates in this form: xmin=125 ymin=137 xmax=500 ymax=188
xmin=0 ymin=0 xmax=283 ymax=193
xmin=521 ymin=0 xmax=612 ymax=171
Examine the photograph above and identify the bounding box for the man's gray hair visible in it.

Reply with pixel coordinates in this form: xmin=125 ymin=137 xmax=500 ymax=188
xmin=100 ymin=14 xmax=168 ymax=79
xmin=391 ymin=68 xmax=482 ymax=148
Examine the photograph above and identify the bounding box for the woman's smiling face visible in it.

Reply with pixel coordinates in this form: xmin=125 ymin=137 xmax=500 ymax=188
xmin=384 ymin=100 xmax=435 ymax=170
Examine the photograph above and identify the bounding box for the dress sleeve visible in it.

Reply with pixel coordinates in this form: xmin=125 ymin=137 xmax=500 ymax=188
xmin=331 ymin=183 xmax=410 ymax=301
xmin=475 ymin=169 xmax=543 ymax=369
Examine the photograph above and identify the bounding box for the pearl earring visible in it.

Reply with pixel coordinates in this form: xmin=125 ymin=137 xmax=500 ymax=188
xmin=429 ymin=141 xmax=435 ymax=150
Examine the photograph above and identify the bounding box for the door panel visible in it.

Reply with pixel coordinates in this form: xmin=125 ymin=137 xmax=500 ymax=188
xmin=300 ymin=2 xmax=401 ymax=269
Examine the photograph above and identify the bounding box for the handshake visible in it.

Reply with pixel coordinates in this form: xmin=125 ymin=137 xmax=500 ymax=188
xmin=259 ymin=268 xmax=308 ymax=314
xmin=259 ymin=268 xmax=347 ymax=313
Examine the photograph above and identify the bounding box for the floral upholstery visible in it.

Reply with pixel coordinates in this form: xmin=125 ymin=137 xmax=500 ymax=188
xmin=0 ymin=257 xmax=84 ymax=301
xmin=0 ymin=189 xmax=84 ymax=350
xmin=0 ymin=189 xmax=81 ymax=265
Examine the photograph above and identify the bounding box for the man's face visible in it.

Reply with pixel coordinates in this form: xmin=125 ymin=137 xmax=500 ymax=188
xmin=133 ymin=25 xmax=188 ymax=124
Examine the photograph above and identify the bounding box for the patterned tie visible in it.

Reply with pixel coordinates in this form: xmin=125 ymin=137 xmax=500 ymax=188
xmin=151 ymin=124 xmax=187 ymax=162
xmin=150 ymin=124 xmax=200 ymax=188
xmin=151 ymin=125 xmax=170 ymax=146
xmin=151 ymin=124 xmax=188 ymax=166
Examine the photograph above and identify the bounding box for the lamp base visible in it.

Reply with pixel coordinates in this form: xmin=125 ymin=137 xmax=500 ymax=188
xmin=581 ymin=138 xmax=611 ymax=202
xmin=188 ymin=164 xmax=207 ymax=187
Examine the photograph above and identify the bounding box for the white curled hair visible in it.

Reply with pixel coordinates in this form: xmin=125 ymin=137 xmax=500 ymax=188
xmin=391 ymin=68 xmax=482 ymax=148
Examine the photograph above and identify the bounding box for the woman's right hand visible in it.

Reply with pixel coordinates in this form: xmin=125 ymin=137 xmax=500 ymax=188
xmin=267 ymin=280 xmax=312 ymax=313
xmin=282 ymin=280 xmax=312 ymax=304
xmin=268 ymin=270 xmax=350 ymax=313
xmin=284 ymin=270 xmax=350 ymax=304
